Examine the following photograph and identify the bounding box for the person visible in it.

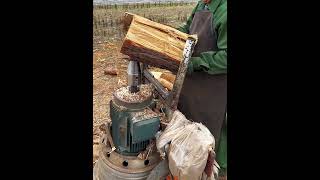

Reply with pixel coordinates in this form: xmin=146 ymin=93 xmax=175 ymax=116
xmin=177 ymin=0 xmax=227 ymax=178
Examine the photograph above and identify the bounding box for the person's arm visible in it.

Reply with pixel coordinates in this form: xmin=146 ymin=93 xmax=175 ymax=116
xmin=177 ymin=2 xmax=200 ymax=33
xmin=189 ymin=16 xmax=227 ymax=75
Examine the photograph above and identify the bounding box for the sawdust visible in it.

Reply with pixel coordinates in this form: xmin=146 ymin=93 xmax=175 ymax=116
xmin=115 ymin=84 xmax=153 ymax=103
xmin=132 ymin=108 xmax=158 ymax=121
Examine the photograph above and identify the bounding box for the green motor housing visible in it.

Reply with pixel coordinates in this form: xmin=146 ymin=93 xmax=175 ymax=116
xmin=110 ymin=97 xmax=160 ymax=156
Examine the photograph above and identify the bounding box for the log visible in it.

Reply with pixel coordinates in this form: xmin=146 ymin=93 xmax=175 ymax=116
xmin=121 ymin=13 xmax=197 ymax=72
xmin=150 ymin=70 xmax=175 ymax=91
xmin=160 ymin=72 xmax=176 ymax=84
xmin=158 ymin=78 xmax=173 ymax=91
xmin=150 ymin=71 xmax=162 ymax=79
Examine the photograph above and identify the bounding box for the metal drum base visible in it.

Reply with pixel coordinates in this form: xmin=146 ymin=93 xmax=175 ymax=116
xmin=93 ymin=144 xmax=160 ymax=180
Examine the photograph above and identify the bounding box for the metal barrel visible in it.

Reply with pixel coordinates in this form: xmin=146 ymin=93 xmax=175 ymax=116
xmin=93 ymin=143 xmax=160 ymax=180
xmin=94 ymin=158 xmax=151 ymax=180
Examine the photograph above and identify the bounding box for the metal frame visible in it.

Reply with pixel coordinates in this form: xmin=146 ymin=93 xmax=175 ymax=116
xmin=142 ymin=38 xmax=196 ymax=117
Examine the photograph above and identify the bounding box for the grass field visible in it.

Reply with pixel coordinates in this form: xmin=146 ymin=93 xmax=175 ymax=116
xmin=93 ymin=2 xmax=195 ymax=164
xmin=93 ymin=2 xmax=194 ymax=44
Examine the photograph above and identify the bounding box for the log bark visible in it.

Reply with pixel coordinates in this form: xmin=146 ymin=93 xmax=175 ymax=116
xmin=121 ymin=13 xmax=197 ymax=72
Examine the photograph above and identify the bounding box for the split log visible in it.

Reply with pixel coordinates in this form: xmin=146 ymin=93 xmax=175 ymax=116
xmin=160 ymin=72 xmax=176 ymax=84
xmin=158 ymin=78 xmax=173 ymax=91
xmin=150 ymin=71 xmax=162 ymax=80
xmin=121 ymin=13 xmax=197 ymax=72
xmin=150 ymin=71 xmax=175 ymax=91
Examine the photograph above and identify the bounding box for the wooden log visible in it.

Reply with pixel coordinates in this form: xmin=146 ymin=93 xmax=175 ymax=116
xmin=121 ymin=13 xmax=197 ymax=72
xmin=150 ymin=71 xmax=162 ymax=79
xmin=158 ymin=78 xmax=173 ymax=91
xmin=160 ymin=72 xmax=176 ymax=84
xmin=150 ymin=70 xmax=175 ymax=90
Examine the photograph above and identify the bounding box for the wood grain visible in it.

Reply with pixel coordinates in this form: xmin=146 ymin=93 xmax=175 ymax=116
xmin=121 ymin=13 xmax=197 ymax=72
xmin=160 ymin=72 xmax=176 ymax=84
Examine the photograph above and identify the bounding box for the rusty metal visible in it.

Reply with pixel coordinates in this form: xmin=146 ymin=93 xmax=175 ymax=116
xmin=166 ymin=38 xmax=195 ymax=112
xmin=141 ymin=63 xmax=148 ymax=84
xmin=146 ymin=158 xmax=170 ymax=180
xmin=94 ymin=137 xmax=161 ymax=180
xmin=137 ymin=140 xmax=156 ymax=160
xmin=141 ymin=38 xmax=195 ymax=120
xmin=101 ymin=147 xmax=160 ymax=173
xmin=143 ymin=69 xmax=169 ymax=99
xmin=105 ymin=122 xmax=116 ymax=153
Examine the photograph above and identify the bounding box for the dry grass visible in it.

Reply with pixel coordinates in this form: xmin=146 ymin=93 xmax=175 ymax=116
xmin=93 ymin=3 xmax=195 ymax=44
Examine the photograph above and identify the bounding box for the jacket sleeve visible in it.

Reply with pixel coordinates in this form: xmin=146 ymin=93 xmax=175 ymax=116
xmin=177 ymin=2 xmax=200 ymax=33
xmin=190 ymin=16 xmax=227 ymax=75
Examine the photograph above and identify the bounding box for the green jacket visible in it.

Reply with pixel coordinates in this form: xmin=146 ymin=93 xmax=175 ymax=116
xmin=178 ymin=0 xmax=227 ymax=75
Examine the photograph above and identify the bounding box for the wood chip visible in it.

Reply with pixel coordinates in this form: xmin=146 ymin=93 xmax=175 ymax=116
xmin=104 ymin=67 xmax=118 ymax=75
xmin=115 ymin=84 xmax=152 ymax=102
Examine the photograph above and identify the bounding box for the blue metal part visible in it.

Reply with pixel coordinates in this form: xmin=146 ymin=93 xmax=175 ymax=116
xmin=110 ymin=100 xmax=160 ymax=155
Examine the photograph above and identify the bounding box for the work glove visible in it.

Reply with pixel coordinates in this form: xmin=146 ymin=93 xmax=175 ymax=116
xmin=187 ymin=57 xmax=205 ymax=75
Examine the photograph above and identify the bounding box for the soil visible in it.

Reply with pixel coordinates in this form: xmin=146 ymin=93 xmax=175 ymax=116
xmin=93 ymin=41 xmax=129 ymax=165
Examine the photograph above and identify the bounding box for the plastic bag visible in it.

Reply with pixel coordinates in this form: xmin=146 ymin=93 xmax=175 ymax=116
xmin=156 ymin=110 xmax=217 ymax=180
xmin=156 ymin=110 xmax=191 ymax=152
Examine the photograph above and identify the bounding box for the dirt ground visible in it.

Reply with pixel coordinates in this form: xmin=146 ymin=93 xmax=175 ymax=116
xmin=93 ymin=41 xmax=129 ymax=164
